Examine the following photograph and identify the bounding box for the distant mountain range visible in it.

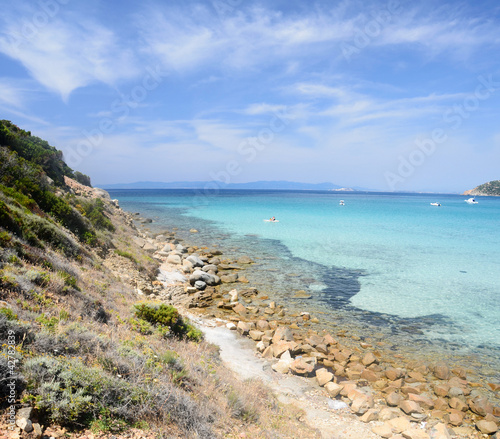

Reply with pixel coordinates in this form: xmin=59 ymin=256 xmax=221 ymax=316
xmin=99 ymin=180 xmax=364 ymax=191
xmin=463 ymin=180 xmax=500 ymax=196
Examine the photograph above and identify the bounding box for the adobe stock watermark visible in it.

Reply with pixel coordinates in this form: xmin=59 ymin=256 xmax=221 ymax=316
xmin=64 ymin=65 xmax=168 ymax=168
xmin=384 ymin=74 xmax=500 ymax=191
xmin=5 ymin=0 xmax=70 ymax=53
xmin=193 ymin=108 xmax=292 ymax=206
xmin=341 ymin=0 xmax=403 ymax=62
xmin=6 ymin=329 xmax=19 ymax=430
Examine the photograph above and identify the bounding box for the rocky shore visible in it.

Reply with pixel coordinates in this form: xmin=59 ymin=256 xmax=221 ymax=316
xmin=129 ymin=221 xmax=500 ymax=439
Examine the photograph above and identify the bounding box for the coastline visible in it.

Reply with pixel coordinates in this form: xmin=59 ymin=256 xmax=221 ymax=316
xmin=133 ymin=214 xmax=500 ymax=439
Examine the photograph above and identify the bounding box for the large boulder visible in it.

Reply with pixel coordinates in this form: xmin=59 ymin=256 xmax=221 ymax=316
xmin=167 ymin=254 xmax=182 ymax=265
xmin=221 ymin=273 xmax=239 ymax=283
xmin=186 ymin=255 xmax=204 ymax=268
xmin=189 ymin=270 xmax=220 ymax=286
xmin=289 ymin=357 xmax=315 ymax=376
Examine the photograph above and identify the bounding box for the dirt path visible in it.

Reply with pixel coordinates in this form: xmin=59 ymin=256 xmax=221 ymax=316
xmin=197 ymin=318 xmax=381 ymax=439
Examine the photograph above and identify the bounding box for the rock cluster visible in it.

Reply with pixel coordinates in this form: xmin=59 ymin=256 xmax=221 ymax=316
xmin=141 ymin=227 xmax=499 ymax=439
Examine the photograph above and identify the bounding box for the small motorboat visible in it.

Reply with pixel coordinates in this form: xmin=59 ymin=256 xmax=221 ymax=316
xmin=264 ymin=218 xmax=279 ymax=222
xmin=430 ymin=202 xmax=441 ymax=206
xmin=339 ymin=200 xmax=345 ymax=205
xmin=465 ymin=198 xmax=478 ymax=204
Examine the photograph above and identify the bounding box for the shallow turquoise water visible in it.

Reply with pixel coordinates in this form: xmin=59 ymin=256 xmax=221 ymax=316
xmin=110 ymin=189 xmax=500 ymax=379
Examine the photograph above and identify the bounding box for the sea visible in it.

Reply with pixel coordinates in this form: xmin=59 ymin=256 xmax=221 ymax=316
xmin=108 ymin=189 xmax=500 ymax=387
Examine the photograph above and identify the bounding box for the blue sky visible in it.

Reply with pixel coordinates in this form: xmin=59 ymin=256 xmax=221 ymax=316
xmin=1 ymin=0 xmax=499 ymax=192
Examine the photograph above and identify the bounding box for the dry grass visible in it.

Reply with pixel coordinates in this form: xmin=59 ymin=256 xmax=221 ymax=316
xmin=0 ymin=198 xmax=321 ymax=439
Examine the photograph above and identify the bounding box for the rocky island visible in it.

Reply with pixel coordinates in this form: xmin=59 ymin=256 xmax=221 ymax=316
xmin=463 ymin=180 xmax=500 ymax=196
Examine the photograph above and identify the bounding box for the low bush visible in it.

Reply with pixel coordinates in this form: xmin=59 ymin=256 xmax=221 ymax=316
xmin=134 ymin=303 xmax=202 ymax=342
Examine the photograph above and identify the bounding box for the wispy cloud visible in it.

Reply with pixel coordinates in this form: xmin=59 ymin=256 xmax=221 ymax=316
xmin=0 ymin=8 xmax=139 ymax=100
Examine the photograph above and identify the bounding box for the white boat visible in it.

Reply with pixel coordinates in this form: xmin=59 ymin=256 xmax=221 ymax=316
xmin=465 ymin=198 xmax=478 ymax=204
xmin=339 ymin=200 xmax=345 ymax=205
xmin=430 ymin=202 xmax=441 ymax=206
xmin=264 ymin=219 xmax=279 ymax=222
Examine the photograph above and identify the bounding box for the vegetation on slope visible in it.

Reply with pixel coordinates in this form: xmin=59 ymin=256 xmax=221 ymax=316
xmin=0 ymin=121 xmax=316 ymax=438
xmin=469 ymin=180 xmax=500 ymax=196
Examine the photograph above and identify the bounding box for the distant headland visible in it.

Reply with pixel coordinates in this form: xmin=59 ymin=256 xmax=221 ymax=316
xmin=463 ymin=180 xmax=500 ymax=196
xmin=100 ymin=180 xmax=359 ymax=191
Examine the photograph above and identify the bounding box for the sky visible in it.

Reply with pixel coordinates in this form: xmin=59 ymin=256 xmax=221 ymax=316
xmin=1 ymin=0 xmax=500 ymax=193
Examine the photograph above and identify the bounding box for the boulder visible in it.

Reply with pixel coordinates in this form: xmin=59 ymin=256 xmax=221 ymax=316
xmin=408 ymin=393 xmax=435 ymax=409
xmin=388 ymin=416 xmax=411 ymax=433
xmin=226 ymin=322 xmax=237 ymax=330
xmin=372 ymin=423 xmax=393 ymax=438
xmin=221 ymin=273 xmax=239 ymax=283
xmin=272 ymin=341 xmax=297 ymax=358
xmin=378 ymin=407 xmax=403 ymax=422
xmin=256 ymin=319 xmax=270 ymax=331
xmin=429 ymin=423 xmax=451 ymax=439
xmin=290 ymin=357 xmax=315 ymax=376
xmin=468 ymin=395 xmax=494 ymax=417
xmin=400 ymin=400 xmax=422 ymax=415
xmin=16 ymin=407 xmax=34 ymax=433
xmin=202 ymin=264 xmax=218 ymax=273
xmin=362 ymin=352 xmax=377 ymax=366
xmin=32 ymin=423 xmax=43 ymax=439
xmin=237 ymin=256 xmax=253 ymax=264
xmin=272 ymin=358 xmax=291 ymax=374
xmin=194 ymin=281 xmax=206 ymax=290
xmin=448 ymin=397 xmax=468 ymax=412
xmin=433 ymin=383 xmax=450 ymax=397
xmin=476 ymin=420 xmax=498 ymax=435
xmin=232 ymin=303 xmax=247 ymax=316
xmin=386 ymin=368 xmax=405 ymax=381
xmin=350 ymin=393 xmax=374 ymax=415
xmin=433 ymin=362 xmax=451 ymax=380
xmin=228 ymin=289 xmax=239 ymax=302
xmin=186 ymin=255 xmax=204 ymax=268
xmin=316 ymin=368 xmax=334 ymax=387
xmin=386 ymin=392 xmax=403 ymax=407
xmin=237 ymin=321 xmax=252 ymax=336
xmin=272 ymin=326 xmax=294 ymax=344
xmin=325 ymin=382 xmax=343 ymax=398
xmin=445 ymin=409 xmax=464 ymax=426
xmin=360 ymin=408 xmax=379 ymax=423
xmin=249 ymin=330 xmax=264 ymax=341
xmin=361 ymin=368 xmax=379 ymax=382
xmin=142 ymin=242 xmax=157 ymax=252
xmin=167 ymin=254 xmax=182 ymax=265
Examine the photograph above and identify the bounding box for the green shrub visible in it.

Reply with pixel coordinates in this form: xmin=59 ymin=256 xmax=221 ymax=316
xmin=134 ymin=304 xmax=202 ymax=342
xmin=24 ymin=356 xmax=148 ymax=428
xmin=0 ymin=230 xmax=12 ymax=247
xmin=114 ymin=249 xmax=137 ymax=263
xmin=74 ymin=171 xmax=92 ymax=187
xmin=128 ymin=317 xmax=153 ymax=335
xmin=0 ymin=307 xmax=18 ymax=320
xmin=77 ymin=198 xmax=114 ymax=232
xmin=36 ymin=314 xmax=59 ymax=332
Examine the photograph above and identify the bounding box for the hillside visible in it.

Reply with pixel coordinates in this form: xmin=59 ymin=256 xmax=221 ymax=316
xmin=463 ymin=180 xmax=500 ymax=196
xmin=0 ymin=121 xmax=319 ymax=438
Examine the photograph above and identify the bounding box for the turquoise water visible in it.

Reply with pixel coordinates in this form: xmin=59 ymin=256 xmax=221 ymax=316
xmin=110 ymin=189 xmax=500 ymax=380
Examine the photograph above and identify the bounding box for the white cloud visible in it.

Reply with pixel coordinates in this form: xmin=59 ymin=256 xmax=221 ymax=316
xmin=0 ymin=9 xmax=139 ymax=100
